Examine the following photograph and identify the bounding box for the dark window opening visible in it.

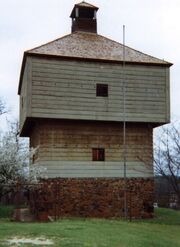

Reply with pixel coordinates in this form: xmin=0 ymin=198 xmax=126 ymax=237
xmin=79 ymin=8 xmax=95 ymax=19
xmin=96 ymin=84 xmax=108 ymax=97
xmin=92 ymin=148 xmax=105 ymax=161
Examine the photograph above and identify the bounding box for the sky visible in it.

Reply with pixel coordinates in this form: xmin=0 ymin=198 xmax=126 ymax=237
xmin=0 ymin=0 xmax=180 ymax=130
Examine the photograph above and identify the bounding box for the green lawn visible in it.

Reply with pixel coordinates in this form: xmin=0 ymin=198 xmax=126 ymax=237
xmin=0 ymin=207 xmax=179 ymax=247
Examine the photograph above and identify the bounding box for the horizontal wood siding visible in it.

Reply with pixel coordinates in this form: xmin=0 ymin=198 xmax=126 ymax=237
xmin=30 ymin=57 xmax=169 ymax=123
xmin=19 ymin=58 xmax=31 ymax=133
xmin=31 ymin=120 xmax=153 ymax=178
xmin=34 ymin=162 xmax=152 ymax=178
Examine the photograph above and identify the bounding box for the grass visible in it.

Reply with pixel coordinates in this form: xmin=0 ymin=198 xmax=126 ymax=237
xmin=0 ymin=207 xmax=179 ymax=247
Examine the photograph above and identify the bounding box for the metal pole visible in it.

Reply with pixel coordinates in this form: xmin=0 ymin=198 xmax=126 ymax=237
xmin=123 ymin=25 xmax=127 ymax=219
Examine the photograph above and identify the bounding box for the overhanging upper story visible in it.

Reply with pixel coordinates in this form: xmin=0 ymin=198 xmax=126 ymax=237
xmin=18 ymin=2 xmax=172 ymax=137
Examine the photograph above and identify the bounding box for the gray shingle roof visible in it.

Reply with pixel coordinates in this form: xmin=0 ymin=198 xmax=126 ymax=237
xmin=75 ymin=1 xmax=98 ymax=9
xmin=26 ymin=31 xmax=171 ymax=65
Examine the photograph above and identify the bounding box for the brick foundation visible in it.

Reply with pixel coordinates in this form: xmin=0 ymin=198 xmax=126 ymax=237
xmin=30 ymin=178 xmax=154 ymax=219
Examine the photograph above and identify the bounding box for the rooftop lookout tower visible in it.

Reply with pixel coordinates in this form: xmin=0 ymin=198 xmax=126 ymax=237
xmin=70 ymin=1 xmax=98 ymax=33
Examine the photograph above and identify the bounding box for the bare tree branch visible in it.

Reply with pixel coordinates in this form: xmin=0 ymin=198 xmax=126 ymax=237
xmin=154 ymin=122 xmax=180 ymax=207
xmin=0 ymin=99 xmax=8 ymax=116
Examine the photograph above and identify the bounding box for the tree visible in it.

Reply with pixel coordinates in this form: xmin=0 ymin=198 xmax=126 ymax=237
xmin=154 ymin=122 xmax=180 ymax=208
xmin=0 ymin=99 xmax=46 ymax=201
xmin=0 ymin=120 xmax=46 ymax=201
xmin=0 ymin=99 xmax=7 ymax=116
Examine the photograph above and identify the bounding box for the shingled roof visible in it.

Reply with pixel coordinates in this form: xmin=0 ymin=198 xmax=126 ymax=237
xmin=74 ymin=1 xmax=98 ymax=9
xmin=26 ymin=31 xmax=171 ymax=65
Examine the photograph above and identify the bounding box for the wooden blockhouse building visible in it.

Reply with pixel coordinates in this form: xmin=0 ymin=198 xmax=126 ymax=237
xmin=18 ymin=2 xmax=172 ymax=218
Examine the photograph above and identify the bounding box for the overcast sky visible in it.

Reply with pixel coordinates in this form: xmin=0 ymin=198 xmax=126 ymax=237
xmin=0 ymin=0 xmax=180 ymax=130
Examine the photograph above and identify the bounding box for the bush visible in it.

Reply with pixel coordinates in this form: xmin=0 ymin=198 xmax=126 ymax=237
xmin=0 ymin=205 xmax=14 ymax=218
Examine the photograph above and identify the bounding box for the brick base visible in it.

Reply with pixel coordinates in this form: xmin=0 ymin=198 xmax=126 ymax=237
xmin=30 ymin=178 xmax=154 ymax=219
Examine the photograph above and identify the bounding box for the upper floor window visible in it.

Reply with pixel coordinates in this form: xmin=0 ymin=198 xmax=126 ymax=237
xmin=96 ymin=84 xmax=108 ymax=97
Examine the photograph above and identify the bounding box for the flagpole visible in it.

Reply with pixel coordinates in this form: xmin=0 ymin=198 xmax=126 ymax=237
xmin=122 ymin=25 xmax=127 ymax=219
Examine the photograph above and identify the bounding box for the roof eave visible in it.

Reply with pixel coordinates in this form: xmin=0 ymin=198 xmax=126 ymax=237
xmin=26 ymin=51 xmax=173 ymax=66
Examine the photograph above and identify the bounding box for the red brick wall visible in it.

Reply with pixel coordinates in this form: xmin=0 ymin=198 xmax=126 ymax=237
xmin=30 ymin=178 xmax=154 ymax=219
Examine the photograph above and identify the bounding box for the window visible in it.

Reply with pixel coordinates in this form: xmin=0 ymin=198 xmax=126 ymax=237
xmin=96 ymin=84 xmax=108 ymax=97
xmin=92 ymin=148 xmax=105 ymax=161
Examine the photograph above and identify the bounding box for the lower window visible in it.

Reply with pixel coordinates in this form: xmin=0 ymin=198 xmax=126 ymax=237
xmin=92 ymin=148 xmax=105 ymax=161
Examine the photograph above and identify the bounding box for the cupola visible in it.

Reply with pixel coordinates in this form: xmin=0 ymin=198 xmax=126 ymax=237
xmin=70 ymin=1 xmax=99 ymax=33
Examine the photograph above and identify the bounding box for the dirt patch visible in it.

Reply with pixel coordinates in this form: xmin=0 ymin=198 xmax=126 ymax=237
xmin=6 ymin=237 xmax=53 ymax=245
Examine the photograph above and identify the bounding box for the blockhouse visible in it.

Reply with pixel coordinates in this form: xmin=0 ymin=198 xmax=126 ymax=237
xmin=18 ymin=1 xmax=172 ymax=218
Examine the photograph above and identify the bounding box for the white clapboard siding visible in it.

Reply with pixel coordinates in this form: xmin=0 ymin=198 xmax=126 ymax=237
xmin=29 ymin=57 xmax=169 ymax=123
xmin=33 ymin=161 xmax=153 ymax=178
